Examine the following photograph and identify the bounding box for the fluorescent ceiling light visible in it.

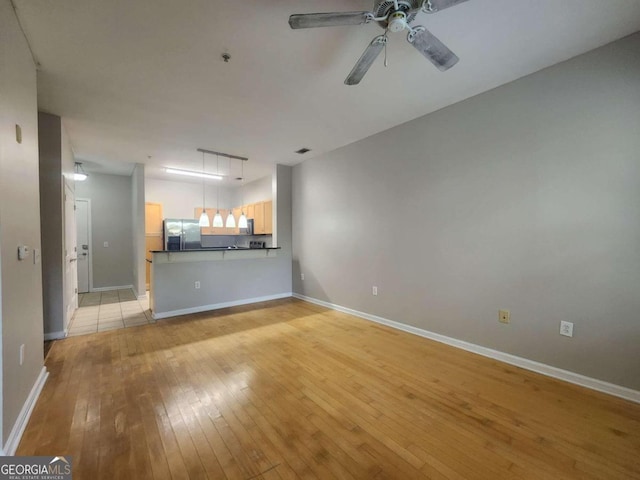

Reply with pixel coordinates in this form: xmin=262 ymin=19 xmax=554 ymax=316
xmin=74 ymin=162 xmax=88 ymax=181
xmin=165 ymin=168 xmax=222 ymax=180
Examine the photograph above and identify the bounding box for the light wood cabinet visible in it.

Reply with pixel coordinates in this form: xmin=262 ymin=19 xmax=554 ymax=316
xmin=252 ymin=200 xmax=273 ymax=234
xmin=246 ymin=203 xmax=255 ymax=222
xmin=195 ymin=200 xmax=273 ymax=235
xmin=254 ymin=201 xmax=265 ymax=234
xmin=264 ymin=200 xmax=273 ymax=234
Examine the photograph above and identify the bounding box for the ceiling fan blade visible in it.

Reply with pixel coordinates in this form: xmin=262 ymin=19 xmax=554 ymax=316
xmin=344 ymin=36 xmax=387 ymax=86
xmin=423 ymin=0 xmax=470 ymax=13
xmin=408 ymin=28 xmax=459 ymax=71
xmin=289 ymin=12 xmax=372 ymax=29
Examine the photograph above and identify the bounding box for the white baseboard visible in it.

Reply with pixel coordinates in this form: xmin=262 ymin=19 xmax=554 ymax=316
xmin=153 ymin=292 xmax=293 ymax=320
xmin=293 ymin=293 xmax=640 ymax=404
xmin=2 ymin=367 xmax=49 ymax=456
xmin=90 ymin=284 xmax=134 ymax=292
xmin=44 ymin=331 xmax=65 ymax=341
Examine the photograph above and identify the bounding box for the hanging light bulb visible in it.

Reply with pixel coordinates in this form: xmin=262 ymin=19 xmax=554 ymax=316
xmin=198 ymin=151 xmax=210 ymax=227
xmin=212 ymin=154 xmax=224 ymax=227
xmin=238 ymin=158 xmax=248 ymax=229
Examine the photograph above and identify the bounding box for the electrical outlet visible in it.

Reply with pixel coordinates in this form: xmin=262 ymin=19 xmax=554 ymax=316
xmin=499 ymin=309 xmax=510 ymax=324
xmin=195 ymin=281 xmax=201 ymax=289
xmin=19 ymin=344 xmax=25 ymax=366
xmin=300 ymin=273 xmax=304 ymax=281
xmin=560 ymin=321 xmax=574 ymax=337
xmin=103 ymin=241 xmax=109 ymax=248
xmin=372 ymin=286 xmax=378 ymax=296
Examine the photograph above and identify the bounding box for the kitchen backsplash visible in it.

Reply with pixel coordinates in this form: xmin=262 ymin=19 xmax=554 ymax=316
xmin=201 ymin=234 xmax=273 ymax=248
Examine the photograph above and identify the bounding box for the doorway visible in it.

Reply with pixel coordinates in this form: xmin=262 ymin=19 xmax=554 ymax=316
xmin=75 ymin=198 xmax=91 ymax=293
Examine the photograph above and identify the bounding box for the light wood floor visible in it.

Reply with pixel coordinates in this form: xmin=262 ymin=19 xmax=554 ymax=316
xmin=19 ymin=298 xmax=640 ymax=479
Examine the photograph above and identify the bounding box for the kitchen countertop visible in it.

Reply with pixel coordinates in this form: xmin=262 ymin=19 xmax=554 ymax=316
xmin=150 ymin=247 xmax=280 ymax=253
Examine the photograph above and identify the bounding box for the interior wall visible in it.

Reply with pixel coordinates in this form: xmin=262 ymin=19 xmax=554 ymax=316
xmin=37 ymin=113 xmax=64 ymax=336
xmin=145 ymin=177 xmax=235 ymax=219
xmin=231 ymin=175 xmax=272 ymax=206
xmin=75 ymin=173 xmax=134 ymax=289
xmin=0 ymin=0 xmax=45 ymax=445
xmin=38 ymin=113 xmax=76 ymax=337
xmin=131 ymin=164 xmax=145 ymax=297
xmin=292 ymin=33 xmax=640 ymax=391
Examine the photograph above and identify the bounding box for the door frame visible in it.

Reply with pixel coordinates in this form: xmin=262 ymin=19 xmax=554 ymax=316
xmin=63 ymin=179 xmax=78 ymax=332
xmin=75 ymin=197 xmax=93 ymax=293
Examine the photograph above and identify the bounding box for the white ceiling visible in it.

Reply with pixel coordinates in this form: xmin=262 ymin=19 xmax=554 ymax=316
xmin=13 ymin=0 xmax=640 ymax=185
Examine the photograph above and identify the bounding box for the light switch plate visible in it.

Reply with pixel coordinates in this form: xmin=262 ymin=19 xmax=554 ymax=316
xmin=18 ymin=245 xmax=29 ymax=261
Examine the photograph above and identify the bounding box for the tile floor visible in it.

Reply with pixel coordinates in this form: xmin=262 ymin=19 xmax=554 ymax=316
xmin=67 ymin=289 xmax=153 ymax=336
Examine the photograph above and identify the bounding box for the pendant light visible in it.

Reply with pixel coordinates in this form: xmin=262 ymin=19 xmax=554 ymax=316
xmin=73 ymin=162 xmax=88 ymax=181
xmin=225 ymin=157 xmax=236 ymax=228
xmin=238 ymin=159 xmax=248 ymax=229
xmin=198 ymin=151 xmax=210 ymax=227
xmin=212 ymin=154 xmax=224 ymax=227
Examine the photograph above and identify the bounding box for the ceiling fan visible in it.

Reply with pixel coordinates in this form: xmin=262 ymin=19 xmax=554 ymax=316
xmin=289 ymin=0 xmax=468 ymax=85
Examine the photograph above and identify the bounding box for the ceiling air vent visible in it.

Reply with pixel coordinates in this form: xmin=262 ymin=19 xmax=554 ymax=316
xmin=295 ymin=148 xmax=311 ymax=154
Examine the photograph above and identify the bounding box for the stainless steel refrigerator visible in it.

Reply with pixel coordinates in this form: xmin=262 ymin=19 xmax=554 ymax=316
xmin=163 ymin=219 xmax=202 ymax=250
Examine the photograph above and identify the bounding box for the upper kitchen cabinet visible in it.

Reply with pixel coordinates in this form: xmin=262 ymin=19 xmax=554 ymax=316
xmin=264 ymin=200 xmax=273 ymax=234
xmin=253 ymin=200 xmax=273 ymax=234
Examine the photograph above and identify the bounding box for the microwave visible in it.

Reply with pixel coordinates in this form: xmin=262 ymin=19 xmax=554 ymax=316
xmin=240 ymin=218 xmax=254 ymax=235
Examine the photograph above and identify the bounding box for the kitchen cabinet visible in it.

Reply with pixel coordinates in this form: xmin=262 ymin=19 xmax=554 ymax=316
xmin=254 ymin=201 xmax=265 ymax=234
xmin=253 ymin=200 xmax=273 ymax=234
xmin=264 ymin=200 xmax=273 ymax=234
xmin=246 ymin=203 xmax=255 ymax=222
xmin=195 ymin=200 xmax=272 ymax=235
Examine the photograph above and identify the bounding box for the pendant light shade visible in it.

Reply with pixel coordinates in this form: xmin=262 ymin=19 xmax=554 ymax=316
xmin=199 ymin=210 xmax=210 ymax=227
xmin=238 ymin=213 xmax=248 ymax=229
xmin=212 ymin=211 xmax=224 ymax=227
xmin=225 ymin=211 xmax=236 ymax=228
xmin=199 ymin=151 xmax=210 ymax=227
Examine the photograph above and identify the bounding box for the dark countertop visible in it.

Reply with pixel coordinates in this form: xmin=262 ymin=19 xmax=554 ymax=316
xmin=150 ymin=247 xmax=281 ymax=253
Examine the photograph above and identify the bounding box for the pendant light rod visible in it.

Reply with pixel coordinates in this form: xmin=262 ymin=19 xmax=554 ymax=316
xmin=196 ymin=148 xmax=248 ymax=162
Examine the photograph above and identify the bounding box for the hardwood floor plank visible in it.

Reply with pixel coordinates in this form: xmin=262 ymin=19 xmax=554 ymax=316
xmin=18 ymin=298 xmax=640 ymax=479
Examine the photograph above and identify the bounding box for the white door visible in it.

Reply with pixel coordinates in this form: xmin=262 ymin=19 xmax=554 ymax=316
xmin=63 ymin=182 xmax=78 ymax=329
xmin=75 ymin=199 xmax=91 ymax=293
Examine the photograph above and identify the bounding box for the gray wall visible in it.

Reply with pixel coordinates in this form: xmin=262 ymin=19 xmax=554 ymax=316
xmin=145 ymin=177 xmax=236 ymax=219
xmin=76 ymin=173 xmax=134 ymax=289
xmin=37 ymin=113 xmax=64 ymax=336
xmin=0 ymin=0 xmax=45 ymax=445
xmin=131 ymin=164 xmax=145 ymax=297
xmin=292 ymin=34 xmax=640 ymax=390
xmin=38 ymin=112 xmax=75 ymax=336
